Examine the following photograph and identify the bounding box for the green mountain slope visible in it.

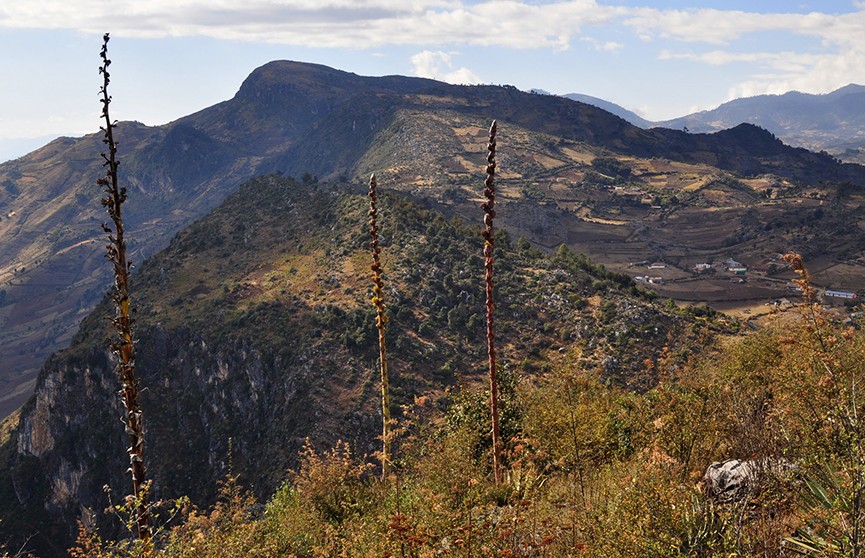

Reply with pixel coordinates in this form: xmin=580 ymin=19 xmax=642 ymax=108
xmin=0 ymin=175 xmax=729 ymax=556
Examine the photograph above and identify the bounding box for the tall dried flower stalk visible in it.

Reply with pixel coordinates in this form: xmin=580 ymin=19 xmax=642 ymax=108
xmin=481 ymin=120 xmax=503 ymax=484
xmin=97 ymin=32 xmax=151 ymax=543
xmin=782 ymin=252 xmax=817 ymax=304
xmin=783 ymin=252 xmax=830 ymax=350
xmin=368 ymin=173 xmax=392 ymax=479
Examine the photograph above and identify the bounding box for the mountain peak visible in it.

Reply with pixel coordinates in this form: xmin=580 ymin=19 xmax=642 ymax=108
xmin=825 ymin=83 xmax=865 ymax=98
xmin=236 ymin=60 xmax=361 ymax=98
xmin=234 ymin=59 xmax=443 ymax=103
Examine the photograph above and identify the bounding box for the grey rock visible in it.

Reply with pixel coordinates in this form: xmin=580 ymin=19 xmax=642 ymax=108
xmin=703 ymin=459 xmax=757 ymax=501
xmin=703 ymin=458 xmax=795 ymax=501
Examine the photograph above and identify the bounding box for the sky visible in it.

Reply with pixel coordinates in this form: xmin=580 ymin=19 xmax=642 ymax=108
xmin=1 ymin=0 xmax=864 ymax=162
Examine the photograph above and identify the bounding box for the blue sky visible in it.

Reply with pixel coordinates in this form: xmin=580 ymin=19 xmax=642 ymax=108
xmin=1 ymin=0 xmax=864 ymax=162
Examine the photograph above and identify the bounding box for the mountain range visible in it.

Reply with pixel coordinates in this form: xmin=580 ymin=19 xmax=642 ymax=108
xmin=2 ymin=60 xmax=865 ymax=555
xmin=2 ymin=61 xmax=865 ymax=420
xmin=569 ymin=85 xmax=865 ymax=163
xmin=562 ymin=92 xmax=653 ymax=128
xmin=657 ymin=85 xmax=865 ymax=156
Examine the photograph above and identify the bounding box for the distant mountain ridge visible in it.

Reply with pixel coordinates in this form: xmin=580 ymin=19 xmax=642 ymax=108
xmin=556 ymin=84 xmax=865 ymax=161
xmin=562 ymin=92 xmax=653 ymax=128
xmin=656 ymin=84 xmax=865 ymax=159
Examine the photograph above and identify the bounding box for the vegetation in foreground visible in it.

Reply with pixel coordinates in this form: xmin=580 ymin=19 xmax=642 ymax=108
xmin=69 ymin=286 xmax=865 ymax=556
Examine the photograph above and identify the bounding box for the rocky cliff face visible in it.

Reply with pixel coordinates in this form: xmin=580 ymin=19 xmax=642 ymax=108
xmin=8 ymin=323 xmax=369 ymax=555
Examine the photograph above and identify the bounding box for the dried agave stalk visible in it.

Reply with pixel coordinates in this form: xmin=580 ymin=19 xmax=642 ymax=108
xmin=481 ymin=120 xmax=503 ymax=484
xmin=368 ymin=174 xmax=392 ymax=478
xmin=782 ymin=252 xmax=817 ymax=304
xmin=782 ymin=252 xmax=830 ymax=349
xmin=97 ymin=32 xmax=151 ymax=543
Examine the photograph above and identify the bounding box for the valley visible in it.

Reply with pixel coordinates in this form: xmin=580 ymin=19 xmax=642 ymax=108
xmin=356 ymin=111 xmax=865 ymax=314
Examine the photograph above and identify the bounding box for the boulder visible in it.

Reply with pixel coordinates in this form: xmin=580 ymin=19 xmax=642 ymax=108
xmin=703 ymin=458 xmax=794 ymax=501
xmin=703 ymin=459 xmax=758 ymax=501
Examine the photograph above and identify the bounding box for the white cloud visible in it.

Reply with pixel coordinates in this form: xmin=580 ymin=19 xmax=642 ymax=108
xmin=622 ymin=8 xmax=845 ymax=45
xmin=658 ymin=44 xmax=865 ymax=99
xmin=580 ymin=36 xmax=623 ymax=52
xmin=726 ymin=51 xmax=865 ymax=99
xmin=410 ymin=50 xmax=481 ymax=84
xmin=2 ymin=1 xmax=862 ymax=60
xmin=2 ymin=0 xmax=864 ymax=114
xmin=659 ymin=49 xmax=819 ymax=73
xmin=641 ymin=6 xmax=865 ymax=99
xmin=631 ymin=104 xmax=650 ymax=118
xmin=0 ymin=0 xmax=618 ymax=50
